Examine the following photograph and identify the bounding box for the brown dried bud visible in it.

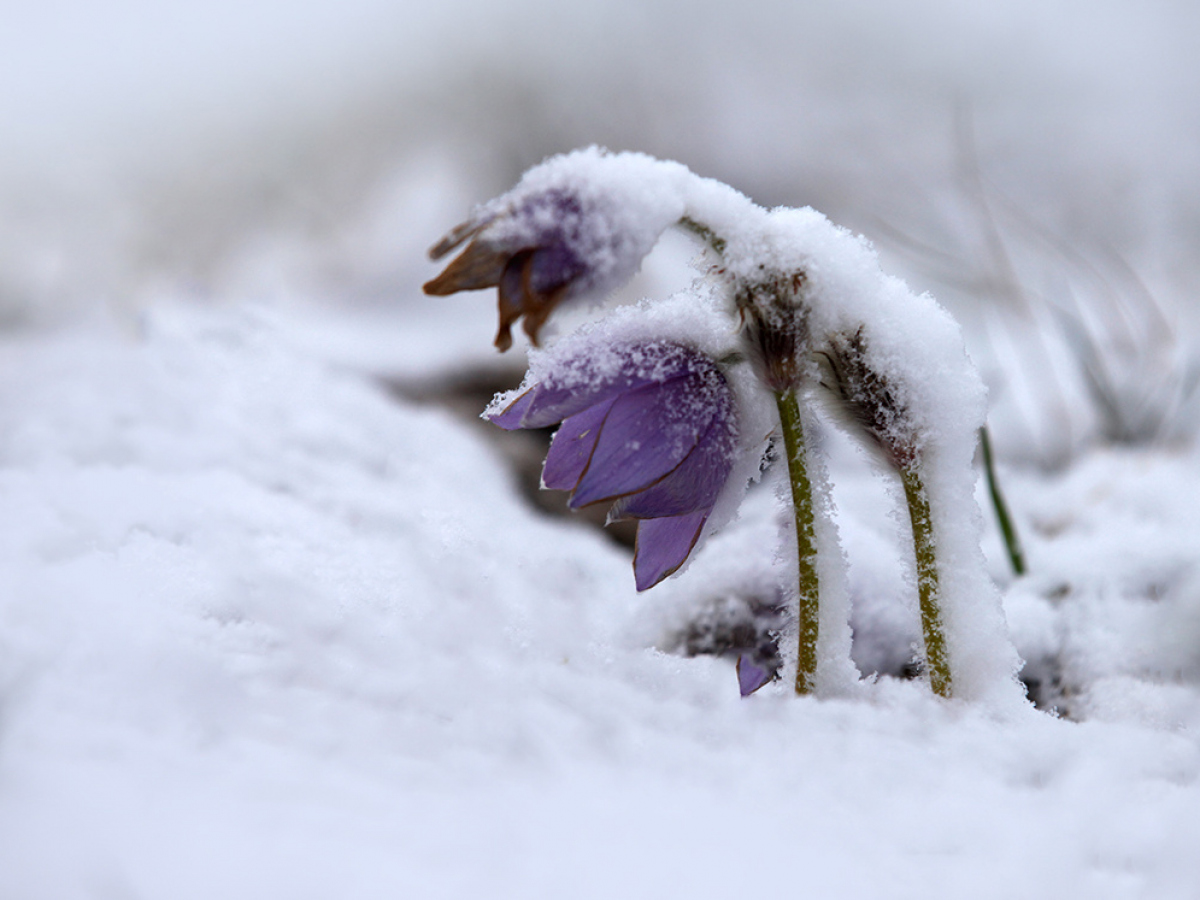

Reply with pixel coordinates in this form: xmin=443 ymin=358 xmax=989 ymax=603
xmin=735 ymin=270 xmax=812 ymax=393
xmin=816 ymin=327 xmax=918 ymax=469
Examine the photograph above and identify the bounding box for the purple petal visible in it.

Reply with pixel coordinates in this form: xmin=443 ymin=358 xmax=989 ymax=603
xmin=633 ymin=511 xmax=707 ymax=591
xmin=542 ymin=397 xmax=615 ymax=490
xmin=488 ymin=342 xmax=698 ymax=431
xmin=736 ymin=653 xmax=773 ymax=696
xmin=569 ymin=377 xmax=714 ymax=508
xmin=607 ymin=413 xmax=735 ymax=519
xmin=487 ymin=389 xmax=537 ymax=431
xmin=529 ymin=244 xmax=587 ymax=296
xmin=509 ymin=341 xmax=699 ymax=429
xmin=515 ymin=375 xmax=652 ymax=429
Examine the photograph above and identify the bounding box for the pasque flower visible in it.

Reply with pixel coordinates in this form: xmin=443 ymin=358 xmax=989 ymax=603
xmin=424 ymin=188 xmax=592 ymax=352
xmin=424 ymin=149 xmax=1025 ymax=701
xmin=488 ymin=340 xmax=738 ymax=591
xmin=424 ymin=148 xmax=689 ymax=352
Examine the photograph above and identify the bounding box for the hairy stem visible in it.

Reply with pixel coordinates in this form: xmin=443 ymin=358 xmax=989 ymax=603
xmin=677 ymin=216 xmax=728 ymax=256
xmin=900 ymin=462 xmax=952 ymax=698
xmin=775 ymin=390 xmax=820 ymax=695
xmin=979 ymin=425 xmax=1026 ymax=577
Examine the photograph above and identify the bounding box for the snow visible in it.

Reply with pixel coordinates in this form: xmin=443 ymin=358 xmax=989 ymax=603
xmin=0 ymin=297 xmax=1197 ymax=898
xmin=4 ymin=0 xmax=1200 ymax=896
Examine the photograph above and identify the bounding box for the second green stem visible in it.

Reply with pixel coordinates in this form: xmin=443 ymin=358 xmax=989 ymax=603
xmin=900 ymin=463 xmax=952 ymax=698
xmin=979 ymin=425 xmax=1026 ymax=577
xmin=775 ymin=390 xmax=820 ymax=695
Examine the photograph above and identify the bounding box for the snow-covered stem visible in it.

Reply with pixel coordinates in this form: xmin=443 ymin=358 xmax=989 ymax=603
xmin=677 ymin=215 xmax=728 ymax=256
xmin=775 ymin=388 xmax=820 ymax=695
xmin=899 ymin=462 xmax=951 ymax=698
xmin=979 ymin=425 xmax=1026 ymax=577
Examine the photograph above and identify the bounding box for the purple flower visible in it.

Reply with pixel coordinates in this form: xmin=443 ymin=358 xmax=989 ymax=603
xmin=488 ymin=340 xmax=738 ymax=591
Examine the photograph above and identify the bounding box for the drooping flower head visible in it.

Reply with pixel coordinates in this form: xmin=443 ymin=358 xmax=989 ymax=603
xmin=425 ymin=188 xmax=591 ymax=352
xmin=733 ymin=269 xmax=813 ymax=394
xmin=488 ymin=339 xmax=738 ymax=591
xmin=424 ymin=148 xmax=690 ymax=351
xmin=815 ymin=326 xmax=919 ymax=469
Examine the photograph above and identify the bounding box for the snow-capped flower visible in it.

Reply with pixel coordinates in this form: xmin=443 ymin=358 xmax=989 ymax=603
xmin=488 ymin=340 xmax=738 ymax=591
xmin=424 ymin=189 xmax=592 ymax=351
xmin=423 ymin=148 xmax=693 ymax=352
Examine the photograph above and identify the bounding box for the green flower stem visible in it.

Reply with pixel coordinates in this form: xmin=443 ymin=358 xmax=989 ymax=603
xmin=979 ymin=425 xmax=1026 ymax=577
xmin=775 ymin=389 xmax=820 ymax=695
xmin=899 ymin=462 xmax=952 ymax=698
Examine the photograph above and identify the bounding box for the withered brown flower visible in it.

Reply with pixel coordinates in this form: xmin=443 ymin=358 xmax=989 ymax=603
xmin=423 ymin=190 xmax=589 ymax=352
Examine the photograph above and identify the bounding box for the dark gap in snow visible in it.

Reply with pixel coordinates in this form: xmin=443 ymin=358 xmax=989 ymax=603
xmin=383 ymin=365 xmax=638 ymax=551
xmin=659 ymin=591 xmax=785 ymax=690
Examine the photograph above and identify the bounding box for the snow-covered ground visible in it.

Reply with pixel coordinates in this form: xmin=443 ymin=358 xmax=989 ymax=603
xmin=4 ymin=303 xmax=1200 ymax=899
xmin=4 ymin=1 xmax=1200 ymax=897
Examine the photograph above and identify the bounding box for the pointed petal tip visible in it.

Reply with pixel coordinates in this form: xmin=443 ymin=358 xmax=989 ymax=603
xmin=493 ymin=325 xmax=514 ymax=352
xmin=485 ymin=389 xmax=536 ymax=430
xmin=632 ymin=512 xmax=707 ymax=591
xmin=422 ymin=267 xmax=466 ymax=297
xmin=428 ymin=218 xmax=490 ymax=261
xmin=736 ymin=654 xmax=773 ymax=696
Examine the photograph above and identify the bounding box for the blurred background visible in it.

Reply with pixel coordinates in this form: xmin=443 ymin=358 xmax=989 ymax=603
xmin=4 ymin=0 xmax=1198 ymax=465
